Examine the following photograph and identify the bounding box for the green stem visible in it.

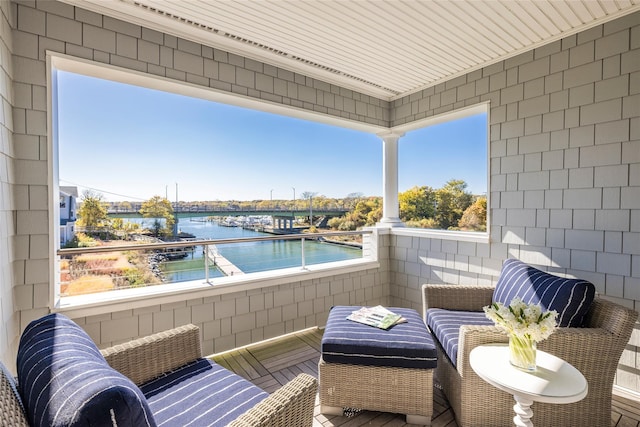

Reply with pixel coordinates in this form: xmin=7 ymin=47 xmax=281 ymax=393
xmin=509 ymin=334 xmax=537 ymax=371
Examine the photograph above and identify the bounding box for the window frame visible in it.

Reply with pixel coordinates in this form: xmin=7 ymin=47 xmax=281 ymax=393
xmin=46 ymin=52 xmax=383 ymax=313
xmin=390 ymin=102 xmax=491 ymax=242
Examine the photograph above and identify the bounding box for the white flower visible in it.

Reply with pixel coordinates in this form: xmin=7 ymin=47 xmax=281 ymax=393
xmin=483 ymin=297 xmax=558 ymax=342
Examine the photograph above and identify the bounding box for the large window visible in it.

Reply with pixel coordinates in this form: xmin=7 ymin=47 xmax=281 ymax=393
xmin=398 ymin=108 xmax=488 ymax=232
xmin=50 ymin=56 xmax=381 ymax=307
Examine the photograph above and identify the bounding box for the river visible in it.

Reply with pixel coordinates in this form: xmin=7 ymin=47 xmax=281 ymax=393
xmin=152 ymin=217 xmax=362 ymax=282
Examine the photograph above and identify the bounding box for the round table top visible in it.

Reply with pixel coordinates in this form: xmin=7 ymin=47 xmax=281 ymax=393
xmin=469 ymin=344 xmax=588 ymax=404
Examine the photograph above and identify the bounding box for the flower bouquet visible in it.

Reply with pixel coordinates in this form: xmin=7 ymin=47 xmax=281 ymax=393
xmin=483 ymin=297 xmax=558 ymax=371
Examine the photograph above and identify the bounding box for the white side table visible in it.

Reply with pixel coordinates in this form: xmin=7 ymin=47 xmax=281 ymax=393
xmin=469 ymin=344 xmax=588 ymax=427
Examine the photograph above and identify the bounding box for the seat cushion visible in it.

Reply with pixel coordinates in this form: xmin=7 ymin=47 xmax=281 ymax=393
xmin=321 ymin=306 xmax=437 ymax=369
xmin=425 ymin=308 xmax=493 ymax=368
xmin=17 ymin=313 xmax=156 ymax=427
xmin=493 ymin=258 xmax=596 ymax=327
xmin=140 ymin=358 xmax=268 ymax=426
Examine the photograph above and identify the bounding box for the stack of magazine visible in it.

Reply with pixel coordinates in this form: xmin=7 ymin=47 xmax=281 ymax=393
xmin=346 ymin=305 xmax=407 ymax=329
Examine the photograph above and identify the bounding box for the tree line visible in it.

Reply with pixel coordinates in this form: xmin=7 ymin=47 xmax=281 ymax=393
xmin=327 ymin=179 xmax=486 ymax=232
xmin=74 ymin=179 xmax=486 ymax=243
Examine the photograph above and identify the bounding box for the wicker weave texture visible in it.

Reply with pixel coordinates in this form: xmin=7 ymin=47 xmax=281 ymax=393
xmin=422 ymin=283 xmax=494 ymax=315
xmin=229 ymin=373 xmax=317 ymax=427
xmin=0 ymin=368 xmax=28 ymax=427
xmin=423 ymin=283 xmax=639 ymax=427
xmin=100 ymin=324 xmax=201 ymax=386
xmin=319 ymin=359 xmax=433 ymax=419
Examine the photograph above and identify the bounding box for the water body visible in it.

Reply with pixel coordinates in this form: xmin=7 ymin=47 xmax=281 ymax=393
xmin=143 ymin=217 xmax=362 ymax=282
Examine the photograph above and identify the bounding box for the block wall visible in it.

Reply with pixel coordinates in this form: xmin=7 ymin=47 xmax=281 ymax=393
xmin=73 ymin=264 xmax=388 ymax=355
xmin=389 ymin=13 xmax=640 ymax=392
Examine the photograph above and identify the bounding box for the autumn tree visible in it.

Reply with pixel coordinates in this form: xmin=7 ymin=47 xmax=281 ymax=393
xmin=343 ymin=192 xmax=364 ymax=210
xmin=139 ymin=196 xmax=175 ymax=237
xmin=77 ymin=190 xmax=109 ymax=229
xmin=458 ymin=196 xmax=487 ymax=231
xmin=399 ymin=186 xmax=436 ymax=222
xmin=435 ymin=179 xmax=474 ymax=230
xmin=328 ymin=197 xmax=382 ymax=230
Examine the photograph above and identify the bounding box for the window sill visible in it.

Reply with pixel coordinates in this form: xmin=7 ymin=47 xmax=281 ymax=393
xmin=389 ymin=227 xmax=490 ymax=243
xmin=54 ymin=258 xmax=380 ymax=319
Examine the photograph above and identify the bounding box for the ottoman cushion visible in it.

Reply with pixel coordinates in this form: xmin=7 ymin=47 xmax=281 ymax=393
xmin=322 ymin=306 xmax=437 ymax=369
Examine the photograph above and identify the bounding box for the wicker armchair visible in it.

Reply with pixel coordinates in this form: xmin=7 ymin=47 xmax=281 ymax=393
xmin=423 ymin=283 xmax=638 ymax=427
xmin=100 ymin=324 xmax=318 ymax=427
xmin=1 ymin=320 xmax=317 ymax=427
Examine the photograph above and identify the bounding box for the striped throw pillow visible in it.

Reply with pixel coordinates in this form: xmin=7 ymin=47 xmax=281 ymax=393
xmin=16 ymin=313 xmax=156 ymax=427
xmin=493 ymin=259 xmax=595 ymax=327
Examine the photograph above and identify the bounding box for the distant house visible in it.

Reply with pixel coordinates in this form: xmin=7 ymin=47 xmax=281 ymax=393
xmin=59 ymin=186 xmax=78 ymax=245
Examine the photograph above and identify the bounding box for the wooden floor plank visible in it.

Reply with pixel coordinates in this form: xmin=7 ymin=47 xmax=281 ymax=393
xmin=297 ymin=327 xmax=324 ymax=350
xmin=210 ymin=328 xmax=639 ymax=427
xmin=260 ymin=346 xmax=320 ymax=372
xmin=234 ymin=345 xmax=271 ymax=377
xmin=229 ymin=349 xmax=263 ymax=380
xmin=220 ymin=350 xmax=253 ymax=381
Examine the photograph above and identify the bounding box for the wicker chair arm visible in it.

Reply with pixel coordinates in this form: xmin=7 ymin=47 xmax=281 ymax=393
xmin=422 ymin=283 xmax=495 ymax=316
xmin=228 ymin=373 xmax=318 ymax=427
xmin=100 ymin=324 xmax=201 ymax=386
xmin=540 ymin=327 xmax=625 ymax=370
xmin=456 ymin=325 xmax=508 ymax=377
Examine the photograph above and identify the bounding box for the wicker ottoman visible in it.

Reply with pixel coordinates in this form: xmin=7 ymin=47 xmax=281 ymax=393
xmin=319 ymin=306 xmax=436 ymax=425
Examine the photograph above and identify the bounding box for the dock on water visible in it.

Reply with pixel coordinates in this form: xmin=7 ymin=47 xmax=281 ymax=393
xmin=205 ymin=246 xmax=244 ymax=276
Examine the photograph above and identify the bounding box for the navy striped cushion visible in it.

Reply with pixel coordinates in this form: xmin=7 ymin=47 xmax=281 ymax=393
xmin=425 ymin=309 xmax=492 ymax=368
xmin=321 ymin=306 xmax=437 ymax=369
xmin=17 ymin=313 xmax=156 ymax=427
xmin=140 ymin=358 xmax=268 ymax=426
xmin=493 ymin=259 xmax=596 ymax=327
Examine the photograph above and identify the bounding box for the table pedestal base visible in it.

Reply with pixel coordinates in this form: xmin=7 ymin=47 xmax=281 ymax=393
xmin=513 ymin=395 xmax=534 ymax=427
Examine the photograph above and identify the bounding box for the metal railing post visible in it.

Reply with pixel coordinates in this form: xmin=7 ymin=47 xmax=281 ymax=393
xmin=204 ymin=244 xmax=209 ymax=283
xmin=301 ymin=237 xmax=306 ymax=270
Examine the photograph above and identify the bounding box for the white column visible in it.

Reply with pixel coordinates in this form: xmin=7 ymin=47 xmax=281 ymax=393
xmin=378 ymin=131 xmax=404 ymax=227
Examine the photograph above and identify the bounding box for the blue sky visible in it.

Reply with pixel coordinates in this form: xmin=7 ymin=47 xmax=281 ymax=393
xmin=57 ymin=71 xmax=486 ymax=202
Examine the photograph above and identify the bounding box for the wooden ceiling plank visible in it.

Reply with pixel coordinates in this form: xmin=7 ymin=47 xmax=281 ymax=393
xmin=288 ymin=1 xmax=451 ymax=82
xmin=570 ymin=0 xmax=598 ymax=22
xmin=551 ymin=1 xmax=585 ymax=27
xmin=149 ymin=1 xmax=415 ymax=93
xmin=599 ymin=0 xmax=623 ymax=14
xmin=491 ymin=1 xmax=544 ymax=44
xmin=516 ymin=1 xmax=562 ymax=37
xmin=355 ymin=1 xmax=475 ymax=73
xmin=468 ymin=1 xmax=531 ymax=48
xmin=193 ymin=0 xmax=414 ymax=90
xmin=385 ymin=0 xmax=490 ymax=68
xmin=583 ymin=0 xmax=607 ymax=18
xmin=435 ymin=1 xmax=509 ymax=57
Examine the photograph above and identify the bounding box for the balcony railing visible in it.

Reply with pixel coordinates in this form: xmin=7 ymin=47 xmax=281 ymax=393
xmin=57 ymin=230 xmax=372 ymax=297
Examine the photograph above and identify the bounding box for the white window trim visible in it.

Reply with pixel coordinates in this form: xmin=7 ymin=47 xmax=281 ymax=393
xmin=390 ymin=102 xmax=491 ymax=240
xmin=389 ymin=227 xmax=490 ymax=244
xmin=47 ymin=52 xmax=385 ymax=312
